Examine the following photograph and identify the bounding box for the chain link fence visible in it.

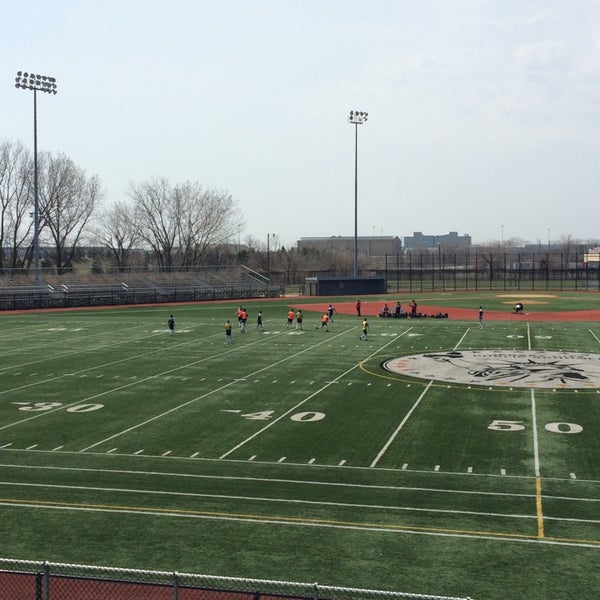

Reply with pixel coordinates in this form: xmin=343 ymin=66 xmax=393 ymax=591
xmin=0 ymin=558 xmax=475 ymax=600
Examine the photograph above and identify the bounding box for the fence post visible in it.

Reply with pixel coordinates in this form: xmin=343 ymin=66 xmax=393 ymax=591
xmin=173 ymin=571 xmax=179 ymax=600
xmin=43 ymin=561 xmax=50 ymax=600
xmin=35 ymin=571 xmax=43 ymax=600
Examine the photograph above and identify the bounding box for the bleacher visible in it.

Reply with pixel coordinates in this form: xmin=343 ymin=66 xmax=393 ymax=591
xmin=0 ymin=266 xmax=283 ymax=311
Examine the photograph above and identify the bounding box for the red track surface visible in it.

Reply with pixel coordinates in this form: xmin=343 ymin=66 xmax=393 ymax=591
xmin=294 ymin=301 xmax=600 ymax=322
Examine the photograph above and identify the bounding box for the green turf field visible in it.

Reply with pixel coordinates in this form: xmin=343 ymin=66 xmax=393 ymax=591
xmin=0 ymin=294 xmax=598 ymax=600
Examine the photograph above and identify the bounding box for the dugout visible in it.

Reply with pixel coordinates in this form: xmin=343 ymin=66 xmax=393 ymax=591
xmin=305 ymin=276 xmax=386 ymax=296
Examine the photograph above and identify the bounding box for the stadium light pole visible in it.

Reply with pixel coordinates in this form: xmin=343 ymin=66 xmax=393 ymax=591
xmin=348 ymin=110 xmax=368 ymax=277
xmin=15 ymin=71 xmax=58 ymax=286
xmin=266 ymin=233 xmax=273 ymax=279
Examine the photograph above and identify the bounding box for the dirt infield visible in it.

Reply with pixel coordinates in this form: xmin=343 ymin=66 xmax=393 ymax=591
xmin=294 ymin=301 xmax=600 ymax=322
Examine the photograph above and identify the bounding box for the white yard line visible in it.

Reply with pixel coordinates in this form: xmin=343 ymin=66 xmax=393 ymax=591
xmin=370 ymin=327 xmax=470 ymax=469
xmin=81 ymin=328 xmax=361 ymax=453
xmin=0 ymin=331 xmax=278 ymax=432
xmin=0 ymin=479 xmax=569 ymax=522
xmin=0 ymin=324 xmax=164 ymax=374
xmin=530 ymin=388 xmax=545 ymax=538
xmin=530 ymin=390 xmax=541 ymax=479
xmin=589 ymin=328 xmax=600 ymax=345
xmin=219 ymin=332 xmax=406 ymax=460
xmin=370 ymin=380 xmax=433 ymax=468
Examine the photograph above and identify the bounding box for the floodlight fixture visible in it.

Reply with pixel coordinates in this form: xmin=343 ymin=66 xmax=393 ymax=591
xmin=348 ymin=110 xmax=368 ymax=125
xmin=15 ymin=71 xmax=58 ymax=95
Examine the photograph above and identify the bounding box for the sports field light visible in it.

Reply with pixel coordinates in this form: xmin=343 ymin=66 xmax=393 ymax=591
xmin=348 ymin=110 xmax=368 ymax=277
xmin=15 ymin=71 xmax=58 ymax=286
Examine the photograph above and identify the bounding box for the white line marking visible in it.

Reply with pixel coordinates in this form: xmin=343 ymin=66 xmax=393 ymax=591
xmin=220 ymin=332 xmax=404 ymax=460
xmin=0 ymin=499 xmax=596 ymax=548
xmin=531 ymin=390 xmax=541 ymax=478
xmin=82 ymin=330 xmax=351 ymax=453
xmin=370 ymin=380 xmax=433 ymax=468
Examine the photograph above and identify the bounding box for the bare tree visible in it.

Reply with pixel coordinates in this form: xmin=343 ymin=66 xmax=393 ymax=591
xmin=37 ymin=152 xmax=103 ymax=273
xmin=176 ymin=182 xmax=244 ymax=266
xmin=0 ymin=140 xmax=34 ymax=270
xmin=129 ymin=178 xmax=244 ymax=268
xmin=128 ymin=178 xmax=178 ymax=269
xmin=94 ymin=200 xmax=141 ymax=272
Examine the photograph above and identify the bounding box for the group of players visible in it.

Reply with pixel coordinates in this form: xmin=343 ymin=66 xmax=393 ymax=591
xmin=168 ymin=303 xmax=370 ymax=342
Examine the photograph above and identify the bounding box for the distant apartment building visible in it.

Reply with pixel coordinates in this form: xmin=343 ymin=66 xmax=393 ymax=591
xmin=584 ymin=247 xmax=600 ymax=265
xmin=297 ymin=236 xmax=402 ymax=256
xmin=403 ymin=231 xmax=472 ymax=251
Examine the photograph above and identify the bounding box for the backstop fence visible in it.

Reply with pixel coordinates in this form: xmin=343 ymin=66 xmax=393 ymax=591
xmin=380 ymin=249 xmax=600 ymax=293
xmin=0 ymin=559 xmax=475 ymax=600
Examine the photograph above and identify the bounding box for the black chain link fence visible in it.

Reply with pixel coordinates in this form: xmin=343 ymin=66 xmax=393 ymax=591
xmin=0 ymin=559 xmax=475 ymax=600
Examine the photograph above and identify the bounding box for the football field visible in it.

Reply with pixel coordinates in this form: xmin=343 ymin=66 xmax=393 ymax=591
xmin=0 ymin=295 xmax=598 ymax=600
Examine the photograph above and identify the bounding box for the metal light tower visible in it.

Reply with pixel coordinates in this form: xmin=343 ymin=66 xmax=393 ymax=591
xmin=15 ymin=71 xmax=58 ymax=285
xmin=266 ymin=233 xmax=273 ymax=279
xmin=348 ymin=110 xmax=368 ymax=277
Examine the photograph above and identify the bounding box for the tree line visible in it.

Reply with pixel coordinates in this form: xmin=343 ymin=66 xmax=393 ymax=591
xmin=0 ymin=139 xmax=244 ymax=274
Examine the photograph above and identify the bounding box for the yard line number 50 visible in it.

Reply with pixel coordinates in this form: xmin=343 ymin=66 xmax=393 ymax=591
xmin=488 ymin=420 xmax=583 ymax=434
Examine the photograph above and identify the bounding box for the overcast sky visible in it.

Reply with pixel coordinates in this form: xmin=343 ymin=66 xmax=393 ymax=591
xmin=3 ymin=0 xmax=600 ymax=249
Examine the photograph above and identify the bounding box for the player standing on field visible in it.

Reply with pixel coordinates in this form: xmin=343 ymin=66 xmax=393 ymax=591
xmin=287 ymin=309 xmax=295 ymax=328
xmin=360 ymin=318 xmax=369 ymax=340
